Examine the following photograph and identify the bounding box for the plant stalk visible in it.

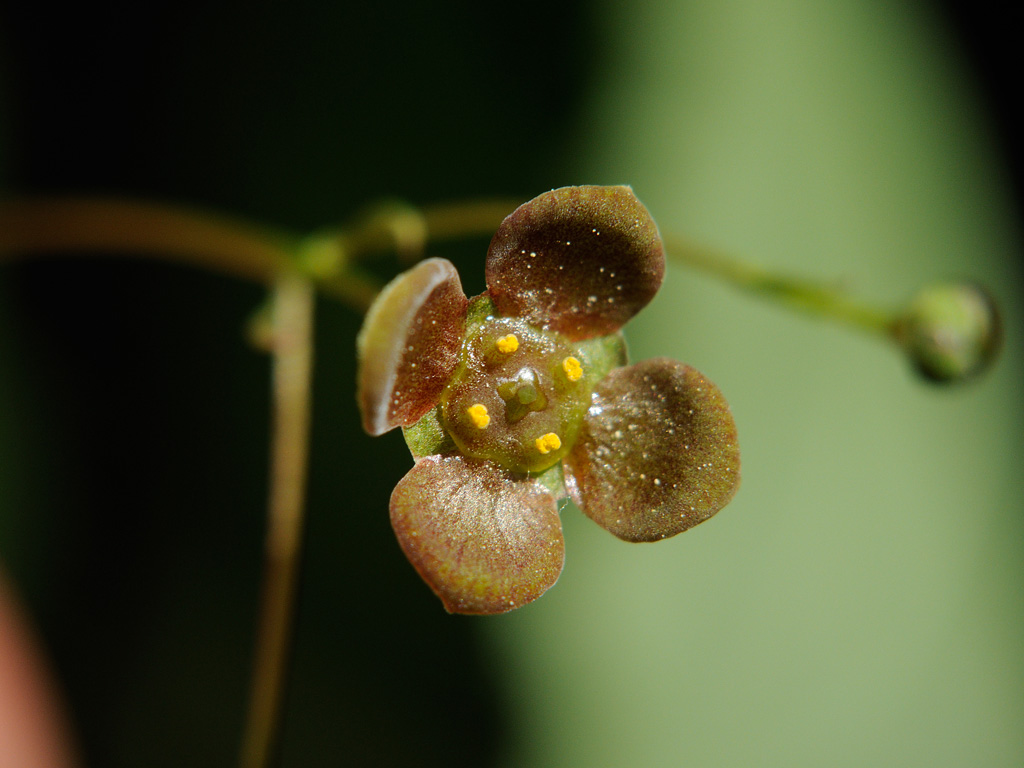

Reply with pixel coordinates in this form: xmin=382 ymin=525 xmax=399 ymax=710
xmin=239 ymin=275 xmax=315 ymax=768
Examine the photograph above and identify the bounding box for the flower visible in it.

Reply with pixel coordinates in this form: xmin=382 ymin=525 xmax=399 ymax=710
xmin=357 ymin=186 xmax=740 ymax=614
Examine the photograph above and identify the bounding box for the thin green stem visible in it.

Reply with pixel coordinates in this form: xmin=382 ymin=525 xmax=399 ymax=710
xmin=662 ymin=235 xmax=897 ymax=337
xmin=240 ymin=275 xmax=315 ymax=768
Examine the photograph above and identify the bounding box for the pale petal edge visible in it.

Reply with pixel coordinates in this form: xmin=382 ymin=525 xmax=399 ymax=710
xmin=357 ymin=258 xmax=467 ymax=435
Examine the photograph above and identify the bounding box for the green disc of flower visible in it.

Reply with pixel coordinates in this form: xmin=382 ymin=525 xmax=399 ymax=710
xmin=390 ymin=455 xmax=565 ymax=615
xmin=563 ymin=358 xmax=740 ymax=542
xmin=485 ymin=185 xmax=665 ymax=341
xmin=440 ymin=317 xmax=601 ymax=474
xmin=356 ymin=258 xmax=468 ymax=435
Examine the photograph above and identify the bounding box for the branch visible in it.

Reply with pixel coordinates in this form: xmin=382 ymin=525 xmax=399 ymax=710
xmin=239 ymin=274 xmax=316 ymax=768
xmin=0 ymin=198 xmax=297 ymax=284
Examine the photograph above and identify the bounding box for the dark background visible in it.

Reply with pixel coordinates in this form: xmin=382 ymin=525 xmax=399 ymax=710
xmin=0 ymin=2 xmax=1018 ymax=766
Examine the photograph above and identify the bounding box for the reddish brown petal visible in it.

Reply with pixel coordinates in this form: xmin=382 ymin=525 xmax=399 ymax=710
xmin=390 ymin=455 xmax=564 ymax=614
xmin=485 ymin=186 xmax=664 ymax=340
xmin=563 ymin=359 xmax=740 ymax=542
xmin=357 ymin=258 xmax=468 ymax=435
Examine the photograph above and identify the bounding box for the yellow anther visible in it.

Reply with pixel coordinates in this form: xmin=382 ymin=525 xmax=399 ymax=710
xmin=467 ymin=404 xmax=490 ymax=429
xmin=535 ymin=432 xmax=562 ymax=454
xmin=496 ymin=334 xmax=519 ymax=354
xmin=562 ymin=356 xmax=583 ymax=382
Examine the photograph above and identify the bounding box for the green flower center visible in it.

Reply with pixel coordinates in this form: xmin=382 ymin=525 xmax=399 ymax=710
xmin=441 ymin=317 xmax=592 ymax=473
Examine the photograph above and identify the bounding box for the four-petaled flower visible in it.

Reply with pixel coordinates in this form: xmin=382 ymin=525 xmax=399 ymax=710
xmin=357 ymin=186 xmax=740 ymax=614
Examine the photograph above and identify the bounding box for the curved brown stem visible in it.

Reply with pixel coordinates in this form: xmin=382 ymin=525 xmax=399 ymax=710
xmin=0 ymin=198 xmax=297 ymax=283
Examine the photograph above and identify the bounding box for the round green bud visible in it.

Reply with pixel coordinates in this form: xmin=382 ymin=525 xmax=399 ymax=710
xmin=895 ymin=282 xmax=1001 ymax=383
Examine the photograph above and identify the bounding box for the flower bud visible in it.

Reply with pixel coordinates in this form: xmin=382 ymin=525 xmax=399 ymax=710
xmin=895 ymin=282 xmax=1001 ymax=383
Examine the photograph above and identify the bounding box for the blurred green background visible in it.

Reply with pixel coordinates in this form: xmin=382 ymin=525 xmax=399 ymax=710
xmin=1 ymin=1 xmax=1021 ymax=766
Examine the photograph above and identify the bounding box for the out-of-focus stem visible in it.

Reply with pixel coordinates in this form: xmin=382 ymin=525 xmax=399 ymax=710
xmin=239 ymin=275 xmax=315 ymax=768
xmin=0 ymin=197 xmax=388 ymax=314
xmin=420 ymin=199 xmax=520 ymax=242
xmin=311 ymin=199 xmax=519 ymax=263
xmin=0 ymin=198 xmax=298 ymax=283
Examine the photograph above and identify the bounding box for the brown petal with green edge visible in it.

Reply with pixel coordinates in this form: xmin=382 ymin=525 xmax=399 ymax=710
xmin=485 ymin=185 xmax=665 ymax=341
xmin=390 ymin=455 xmax=564 ymax=614
xmin=357 ymin=258 xmax=468 ymax=436
xmin=563 ymin=358 xmax=740 ymax=542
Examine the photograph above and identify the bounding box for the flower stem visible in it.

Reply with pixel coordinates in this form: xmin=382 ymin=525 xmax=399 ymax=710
xmin=239 ymin=274 xmax=315 ymax=768
xmin=307 ymin=198 xmax=521 ymax=265
xmin=0 ymin=198 xmax=298 ymax=283
xmin=0 ymin=197 xmax=389 ymax=313
xmin=661 ymin=236 xmax=897 ymax=338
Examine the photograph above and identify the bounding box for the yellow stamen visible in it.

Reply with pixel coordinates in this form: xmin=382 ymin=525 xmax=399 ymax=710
xmin=562 ymin=356 xmax=583 ymax=382
xmin=467 ymin=404 xmax=490 ymax=429
xmin=535 ymin=432 xmax=562 ymax=454
xmin=496 ymin=334 xmax=519 ymax=354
